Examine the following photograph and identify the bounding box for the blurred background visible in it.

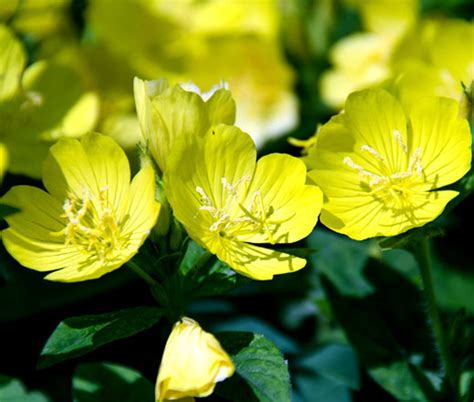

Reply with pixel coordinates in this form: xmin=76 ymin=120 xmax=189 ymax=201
xmin=0 ymin=0 xmax=473 ymax=401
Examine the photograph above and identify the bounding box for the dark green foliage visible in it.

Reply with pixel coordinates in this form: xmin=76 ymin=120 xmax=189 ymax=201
xmin=38 ymin=307 xmax=162 ymax=369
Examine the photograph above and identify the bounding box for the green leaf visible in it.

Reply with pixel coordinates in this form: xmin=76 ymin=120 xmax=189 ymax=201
xmin=447 ymin=310 xmax=474 ymax=372
xmin=321 ymin=259 xmax=433 ymax=367
xmin=216 ymin=332 xmax=291 ymax=402
xmin=321 ymin=259 xmax=446 ymax=401
xmin=308 ymin=230 xmax=373 ymax=297
xmin=73 ymin=362 xmax=154 ymax=402
xmin=178 ymin=239 xmax=207 ymax=276
xmin=179 ymin=240 xmax=247 ymax=298
xmin=293 ymin=374 xmax=352 ymax=402
xmin=378 ymin=226 xmax=444 ymax=251
xmin=0 ymin=375 xmax=49 ymax=402
xmin=298 ymin=344 xmax=359 ymax=389
xmin=369 ymin=362 xmax=430 ymax=402
xmin=38 ymin=307 xmax=162 ymax=369
xmin=432 ymin=259 xmax=474 ymax=314
xmin=0 ymin=203 xmax=19 ymax=220
xmin=292 ymin=344 xmax=359 ymax=402
xmin=460 ymin=371 xmax=474 ymax=401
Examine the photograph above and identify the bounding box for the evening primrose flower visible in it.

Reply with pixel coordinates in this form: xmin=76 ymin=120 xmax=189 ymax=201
xmin=320 ymin=0 xmax=418 ymax=109
xmin=165 ymin=124 xmax=322 ymax=280
xmin=155 ymin=317 xmax=234 ymax=402
xmin=188 ymin=37 xmax=298 ymax=147
xmin=134 ymin=77 xmax=235 ymax=173
xmin=307 ymin=89 xmax=472 ymax=240
xmin=1 ymin=133 xmax=160 ymax=282
xmin=392 ymin=18 xmax=474 ymax=114
xmin=320 ymin=32 xmax=395 ymax=109
xmin=88 ymin=0 xmax=298 ymax=147
xmin=0 ymin=24 xmax=99 ymax=178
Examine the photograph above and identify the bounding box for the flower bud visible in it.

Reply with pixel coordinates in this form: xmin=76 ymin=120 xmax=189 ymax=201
xmin=156 ymin=317 xmax=234 ymax=401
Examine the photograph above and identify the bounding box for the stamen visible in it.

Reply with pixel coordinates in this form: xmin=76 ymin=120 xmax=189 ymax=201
xmin=393 ymin=129 xmax=408 ymax=154
xmin=361 ymin=145 xmax=385 ymax=161
xmin=53 ymin=187 xmax=125 ymax=261
xmin=344 ymin=156 xmax=382 ymax=182
xmin=195 ymin=176 xmax=282 ymax=241
xmin=343 ymin=137 xmax=426 ymax=211
xmin=196 ymin=186 xmax=212 ymax=206
xmin=408 ymin=147 xmax=423 ymax=175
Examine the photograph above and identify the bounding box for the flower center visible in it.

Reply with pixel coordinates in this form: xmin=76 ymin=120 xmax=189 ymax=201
xmin=52 ymin=186 xmax=127 ymax=261
xmin=196 ymin=176 xmax=279 ymax=243
xmin=343 ymin=129 xmax=425 ymax=210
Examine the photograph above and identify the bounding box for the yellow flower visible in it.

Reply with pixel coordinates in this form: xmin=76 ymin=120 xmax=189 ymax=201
xmin=155 ymin=317 xmax=234 ymax=402
xmin=0 ymin=24 xmax=99 ymax=178
xmin=307 ymin=89 xmax=472 ymax=240
xmin=88 ymin=0 xmax=297 ymax=147
xmin=134 ymin=77 xmax=235 ymax=173
xmin=3 ymin=0 xmax=71 ymax=39
xmin=164 ymin=124 xmax=323 ymax=280
xmin=0 ymin=24 xmax=25 ymax=102
xmin=0 ymin=143 xmax=7 ymax=180
xmin=188 ymin=37 xmax=298 ymax=147
xmin=320 ymin=0 xmax=418 ymax=109
xmin=392 ymin=18 xmax=474 ymax=114
xmin=348 ymin=0 xmax=418 ymax=35
xmin=320 ymin=32 xmax=395 ymax=109
xmin=1 ymin=133 xmax=160 ymax=282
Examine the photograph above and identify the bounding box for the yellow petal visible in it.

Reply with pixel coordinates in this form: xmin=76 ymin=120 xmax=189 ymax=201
xmin=240 ymin=154 xmax=322 ymax=244
xmin=156 ymin=317 xmax=234 ymax=402
xmin=43 ymin=133 xmax=130 ymax=213
xmin=80 ymin=133 xmax=131 ymax=213
xmin=409 ymin=96 xmax=472 ymax=190
xmin=0 ymin=143 xmax=7 ymax=179
xmin=165 ymin=124 xmax=257 ymax=240
xmin=134 ymin=78 xmax=210 ymax=172
xmin=206 ymin=88 xmax=236 ymax=126
xmin=21 ymin=61 xmax=99 ymax=141
xmin=428 ymin=19 xmax=474 ymax=83
xmin=122 ymin=166 xmax=161 ymax=244
xmin=1 ymin=185 xmax=85 ymax=271
xmin=0 ymin=24 xmax=25 ymax=100
xmin=343 ymin=89 xmax=408 ymax=173
xmin=217 ymin=241 xmax=306 ymax=280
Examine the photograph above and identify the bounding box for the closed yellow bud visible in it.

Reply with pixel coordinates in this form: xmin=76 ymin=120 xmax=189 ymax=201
xmin=155 ymin=317 xmax=234 ymax=402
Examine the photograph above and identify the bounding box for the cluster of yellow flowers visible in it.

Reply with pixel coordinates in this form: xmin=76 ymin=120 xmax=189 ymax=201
xmin=321 ymin=0 xmax=473 ymax=116
xmin=0 ymin=0 xmax=472 ymax=400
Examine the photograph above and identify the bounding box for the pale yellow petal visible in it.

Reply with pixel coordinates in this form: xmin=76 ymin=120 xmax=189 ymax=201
xmin=134 ymin=79 xmax=210 ymax=172
xmin=156 ymin=317 xmax=234 ymax=402
xmin=206 ymin=88 xmax=236 ymax=126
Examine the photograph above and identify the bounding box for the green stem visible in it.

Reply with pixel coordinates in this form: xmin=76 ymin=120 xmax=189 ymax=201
xmin=127 ymin=259 xmax=158 ymax=286
xmin=412 ymin=238 xmax=457 ymax=395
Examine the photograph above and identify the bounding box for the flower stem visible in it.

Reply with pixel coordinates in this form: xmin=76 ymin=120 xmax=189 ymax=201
xmin=412 ymin=238 xmax=457 ymax=395
xmin=127 ymin=259 xmax=158 ymax=286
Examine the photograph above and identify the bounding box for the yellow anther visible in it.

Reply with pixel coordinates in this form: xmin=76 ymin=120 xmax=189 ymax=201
xmin=344 ymin=138 xmax=426 ymax=210
xmin=196 ymin=176 xmax=283 ymax=241
xmin=393 ymin=129 xmax=408 ymax=154
xmin=52 ymin=186 xmax=125 ymax=262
